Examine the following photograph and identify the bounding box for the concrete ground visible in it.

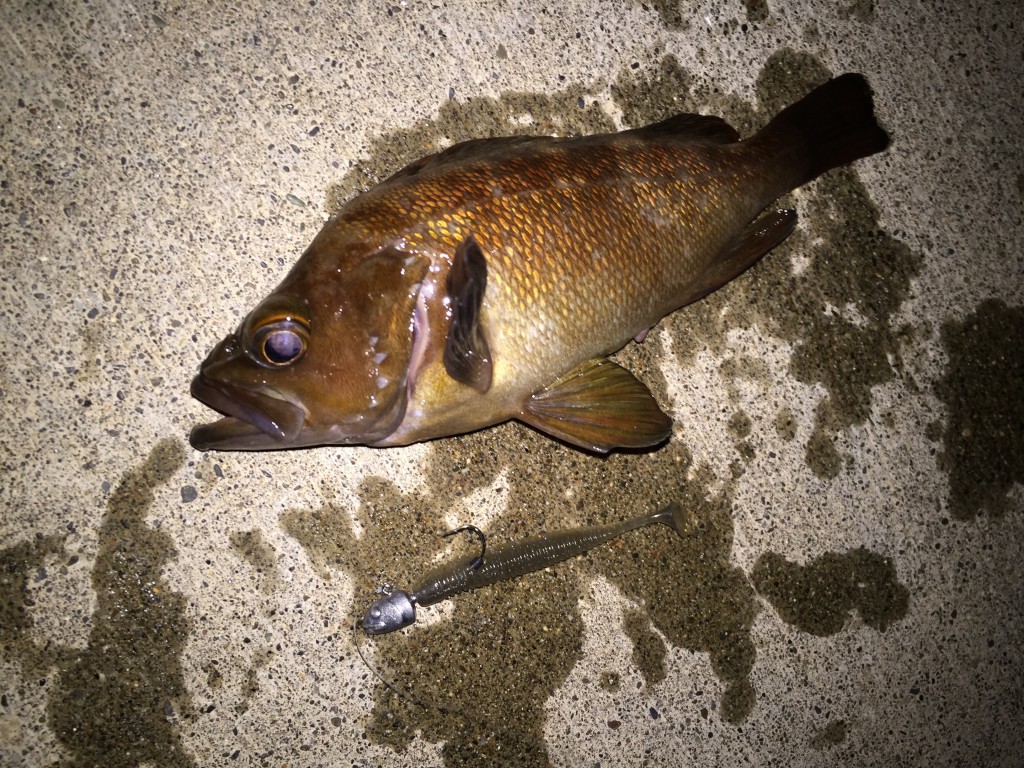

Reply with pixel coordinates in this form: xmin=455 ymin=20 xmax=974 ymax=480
xmin=1 ymin=0 xmax=1021 ymax=766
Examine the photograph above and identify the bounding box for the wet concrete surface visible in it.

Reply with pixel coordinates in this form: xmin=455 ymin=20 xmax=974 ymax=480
xmin=1 ymin=1 xmax=1022 ymax=765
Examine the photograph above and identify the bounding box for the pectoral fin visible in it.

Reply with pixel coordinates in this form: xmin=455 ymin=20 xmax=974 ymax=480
xmin=679 ymin=208 xmax=797 ymax=307
xmin=444 ymin=235 xmax=493 ymax=393
xmin=520 ymin=359 xmax=672 ymax=453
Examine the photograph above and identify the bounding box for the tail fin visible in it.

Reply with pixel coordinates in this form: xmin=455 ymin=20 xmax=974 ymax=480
xmin=757 ymin=73 xmax=890 ymax=187
xmin=654 ymin=501 xmax=688 ymax=536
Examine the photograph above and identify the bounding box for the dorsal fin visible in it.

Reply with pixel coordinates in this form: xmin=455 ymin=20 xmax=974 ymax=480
xmin=625 ymin=112 xmax=740 ymax=144
xmin=385 ymin=136 xmax=551 ymax=182
xmin=385 ymin=111 xmax=737 ymax=184
xmin=444 ymin=236 xmax=493 ymax=393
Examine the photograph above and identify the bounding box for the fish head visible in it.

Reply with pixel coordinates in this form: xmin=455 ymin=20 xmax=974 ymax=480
xmin=189 ymin=242 xmax=431 ymax=451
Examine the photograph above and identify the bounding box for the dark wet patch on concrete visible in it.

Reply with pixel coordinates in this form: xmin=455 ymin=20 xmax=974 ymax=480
xmin=810 ymin=718 xmax=850 ymax=749
xmin=728 ymin=410 xmax=753 ymax=440
xmin=623 ymin=607 xmax=668 ymax=686
xmin=0 ymin=533 xmax=70 ymax=679
xmin=280 ymin=476 xmax=432 ymax=591
xmin=353 ymin=426 xmax=763 ymax=750
xmin=611 ymin=52 xmax=693 ymax=131
xmin=641 ymin=0 xmax=693 ymax=31
xmin=50 ymin=438 xmax=192 ymax=767
xmin=593 ymin=465 xmax=759 ymax=724
xmin=805 ymin=423 xmax=844 ymax=480
xmin=751 ymin=547 xmax=909 ymax=635
xmin=365 ymin=572 xmax=583 ymax=766
xmin=599 ymin=670 xmax=622 ymax=692
xmin=841 ymin=0 xmax=876 ymax=22
xmin=273 ymin=421 xmax=750 ymax=765
xmin=281 ymin=437 xmax=912 ymax=761
xmin=234 ymin=646 xmax=273 ymax=717
xmin=282 ymin=479 xmax=576 ymax=763
xmin=744 ymin=0 xmax=771 ymax=24
xmin=228 ymin=529 xmax=280 ymax=594
xmin=342 ymin=463 xmax=586 ymax=767
xmin=0 ymin=439 xmax=196 ymax=767
xmin=719 ymin=354 xmax=772 ymax=384
xmin=616 ymin=50 xmax=921 ymax=480
xmin=775 ymin=407 xmax=798 ymax=442
xmin=727 ymin=409 xmax=757 ymax=477
xmin=935 ymin=299 xmax=1024 ymax=519
xmin=280 ymin=503 xmax=360 ymax=582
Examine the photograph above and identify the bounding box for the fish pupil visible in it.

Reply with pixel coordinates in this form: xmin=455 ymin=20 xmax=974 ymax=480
xmin=264 ymin=329 xmax=303 ymax=364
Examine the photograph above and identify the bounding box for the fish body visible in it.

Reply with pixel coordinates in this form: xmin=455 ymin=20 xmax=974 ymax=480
xmin=190 ymin=74 xmax=889 ymax=452
xmin=361 ymin=502 xmax=686 ymax=634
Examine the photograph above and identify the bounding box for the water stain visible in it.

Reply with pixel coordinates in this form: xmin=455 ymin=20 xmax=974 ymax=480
xmin=775 ymin=407 xmax=798 ymax=442
xmin=610 ymin=52 xmax=692 ymax=130
xmin=228 ymin=529 xmax=280 ymax=594
xmin=599 ymin=670 xmax=622 ymax=692
xmin=49 ymin=438 xmax=192 ymax=767
xmin=623 ymin=607 xmax=668 ymax=686
xmin=728 ymin=410 xmax=753 ymax=440
xmin=0 ymin=533 xmax=70 ymax=679
xmin=284 ymin=442 xmax=909 ymax=763
xmin=840 ymin=0 xmax=875 ymax=22
xmin=280 ymin=476 xmax=428 ymax=590
xmin=744 ymin=0 xmax=770 ymax=24
xmin=280 ymin=479 xmax=566 ymax=763
xmin=0 ymin=439 xmax=193 ymax=766
xmin=594 ymin=465 xmax=759 ymax=724
xmin=935 ymin=298 xmax=1024 ymax=519
xmin=349 ymin=472 xmax=585 ymax=767
xmin=277 ymin=439 xmax=706 ymax=766
xmin=641 ymin=0 xmax=693 ymax=31
xmin=345 ymin=430 xmax=761 ymax=759
xmin=810 ymin=718 xmax=850 ymax=749
xmin=751 ymin=547 xmax=909 ymax=635
xmin=234 ymin=647 xmax=273 ymax=717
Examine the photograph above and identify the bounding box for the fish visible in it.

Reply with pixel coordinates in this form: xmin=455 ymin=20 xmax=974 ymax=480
xmin=361 ymin=501 xmax=686 ymax=634
xmin=190 ymin=73 xmax=889 ymax=453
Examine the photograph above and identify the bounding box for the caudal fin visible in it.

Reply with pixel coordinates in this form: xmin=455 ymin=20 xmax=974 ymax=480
xmin=653 ymin=501 xmax=688 ymax=536
xmin=757 ymin=73 xmax=890 ymax=187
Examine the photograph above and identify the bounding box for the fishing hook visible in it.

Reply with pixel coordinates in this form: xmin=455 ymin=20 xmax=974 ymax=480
xmin=442 ymin=524 xmax=486 ymax=571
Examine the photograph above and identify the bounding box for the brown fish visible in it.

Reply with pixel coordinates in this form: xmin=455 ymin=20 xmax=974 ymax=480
xmin=190 ymin=73 xmax=889 ymax=453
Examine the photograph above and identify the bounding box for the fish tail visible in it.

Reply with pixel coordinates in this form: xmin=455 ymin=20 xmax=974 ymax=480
xmin=755 ymin=73 xmax=890 ymax=188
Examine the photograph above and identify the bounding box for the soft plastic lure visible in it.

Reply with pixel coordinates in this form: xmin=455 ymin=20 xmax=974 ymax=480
xmin=361 ymin=501 xmax=685 ymax=634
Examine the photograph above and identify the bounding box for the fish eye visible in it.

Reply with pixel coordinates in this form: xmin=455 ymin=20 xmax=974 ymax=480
xmin=263 ymin=329 xmax=303 ymax=365
xmin=252 ymin=319 xmax=309 ymax=367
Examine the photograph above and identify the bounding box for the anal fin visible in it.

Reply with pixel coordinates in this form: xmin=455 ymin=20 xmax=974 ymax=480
xmin=520 ymin=359 xmax=672 ymax=453
xmin=679 ymin=209 xmax=797 ymax=307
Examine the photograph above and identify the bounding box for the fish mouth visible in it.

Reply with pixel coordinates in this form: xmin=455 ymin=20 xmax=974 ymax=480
xmin=189 ymin=374 xmax=307 ymax=451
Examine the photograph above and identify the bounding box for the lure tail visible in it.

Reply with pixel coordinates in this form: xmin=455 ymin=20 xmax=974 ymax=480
xmin=652 ymin=501 xmax=687 ymax=536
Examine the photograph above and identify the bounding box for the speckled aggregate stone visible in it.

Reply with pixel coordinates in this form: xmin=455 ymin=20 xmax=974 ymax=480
xmin=1 ymin=1 xmax=1022 ymax=767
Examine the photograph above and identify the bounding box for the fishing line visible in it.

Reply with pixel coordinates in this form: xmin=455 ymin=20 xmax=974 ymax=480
xmin=350 ymin=612 xmax=544 ymax=747
xmin=352 ymin=615 xmax=453 ymax=716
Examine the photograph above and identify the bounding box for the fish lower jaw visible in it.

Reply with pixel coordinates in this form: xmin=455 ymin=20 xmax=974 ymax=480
xmin=189 ymin=415 xmax=296 ymax=451
xmin=189 ymin=374 xmax=311 ymax=450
